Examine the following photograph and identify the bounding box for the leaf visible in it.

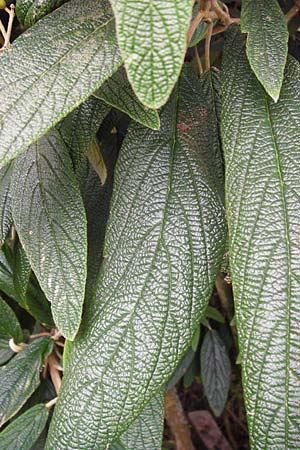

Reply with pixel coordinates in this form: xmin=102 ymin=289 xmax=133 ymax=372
xmin=87 ymin=137 xmax=107 ymax=185
xmin=111 ymin=392 xmax=164 ymax=450
xmin=222 ymin=26 xmax=300 ymax=447
xmin=205 ymin=306 xmax=225 ymax=324
xmin=46 ymin=67 xmax=226 ymax=449
xmin=0 ymin=337 xmax=53 ymax=426
xmin=0 ymin=403 xmax=49 ymax=450
xmin=200 ymin=329 xmax=231 ymax=417
xmin=0 ymin=0 xmax=122 ymax=168
xmin=0 ymin=296 xmax=23 ymax=344
xmin=11 ymin=130 xmax=87 ymax=340
xmin=13 ymin=237 xmax=31 ymax=306
xmin=241 ymin=0 xmax=289 ymax=101
xmin=57 ymin=97 xmax=110 ymax=175
xmin=109 ymin=0 xmax=194 ymax=108
xmin=166 ymin=348 xmax=195 ymax=390
xmin=0 ymin=162 xmax=13 ymax=242
xmin=93 ymin=67 xmax=160 ymax=129
xmin=16 ymin=0 xmax=63 ymax=26
xmin=0 ymin=249 xmax=18 ymax=300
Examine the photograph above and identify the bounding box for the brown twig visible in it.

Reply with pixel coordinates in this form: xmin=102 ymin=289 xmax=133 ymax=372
xmin=2 ymin=4 xmax=15 ymax=49
xmin=286 ymin=0 xmax=300 ymax=22
xmin=165 ymin=388 xmax=196 ymax=450
xmin=48 ymin=354 xmax=62 ymax=395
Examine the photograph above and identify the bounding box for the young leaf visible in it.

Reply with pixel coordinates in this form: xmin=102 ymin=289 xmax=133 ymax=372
xmin=200 ymin=329 xmax=231 ymax=417
xmin=46 ymin=67 xmax=226 ymax=449
xmin=0 ymin=337 xmax=53 ymax=426
xmin=0 ymin=403 xmax=49 ymax=450
xmin=0 ymin=296 xmax=23 ymax=344
xmin=16 ymin=0 xmax=63 ymax=26
xmin=109 ymin=0 xmax=194 ymax=109
xmin=11 ymin=130 xmax=87 ymax=340
xmin=0 ymin=0 xmax=122 ymax=168
xmin=222 ymin=26 xmax=300 ymax=447
xmin=57 ymin=97 xmax=110 ymax=175
xmin=0 ymin=162 xmax=13 ymax=242
xmin=111 ymin=392 xmax=164 ymax=450
xmin=93 ymin=67 xmax=160 ymax=130
xmin=87 ymin=138 xmax=107 ymax=186
xmin=241 ymin=0 xmax=288 ymax=102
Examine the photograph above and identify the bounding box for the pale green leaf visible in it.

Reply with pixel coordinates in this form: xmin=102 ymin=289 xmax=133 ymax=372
xmin=222 ymin=26 xmax=300 ymax=447
xmin=93 ymin=67 xmax=160 ymax=129
xmin=46 ymin=67 xmax=226 ymax=449
xmin=87 ymin=138 xmax=107 ymax=186
xmin=111 ymin=393 xmax=164 ymax=450
xmin=241 ymin=0 xmax=288 ymax=101
xmin=0 ymin=162 xmax=13 ymax=242
xmin=0 ymin=337 xmax=53 ymax=426
xmin=200 ymin=329 xmax=231 ymax=417
xmin=11 ymin=130 xmax=87 ymax=340
xmin=0 ymin=403 xmax=49 ymax=450
xmin=0 ymin=0 xmax=122 ymax=168
xmin=110 ymin=0 xmax=194 ymax=108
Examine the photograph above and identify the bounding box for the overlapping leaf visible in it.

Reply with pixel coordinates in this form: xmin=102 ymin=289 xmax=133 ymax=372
xmin=0 ymin=403 xmax=49 ymax=450
xmin=46 ymin=67 xmax=226 ymax=449
xmin=11 ymin=130 xmax=87 ymax=340
xmin=109 ymin=0 xmax=194 ymax=108
xmin=241 ymin=0 xmax=288 ymax=101
xmin=0 ymin=162 xmax=13 ymax=242
xmin=16 ymin=0 xmax=63 ymax=26
xmin=0 ymin=337 xmax=53 ymax=426
xmin=222 ymin=26 xmax=300 ymax=447
xmin=0 ymin=0 xmax=122 ymax=168
xmin=0 ymin=297 xmax=23 ymax=365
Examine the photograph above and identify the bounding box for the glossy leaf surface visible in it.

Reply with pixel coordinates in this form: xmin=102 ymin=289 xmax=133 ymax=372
xmin=0 ymin=337 xmax=53 ymax=426
xmin=93 ymin=67 xmax=160 ymax=129
xmin=222 ymin=26 xmax=300 ymax=447
xmin=241 ymin=0 xmax=288 ymax=101
xmin=0 ymin=0 xmax=122 ymax=167
xmin=46 ymin=68 xmax=226 ymax=449
xmin=109 ymin=0 xmax=194 ymax=108
xmin=0 ymin=403 xmax=49 ymax=450
xmin=11 ymin=130 xmax=87 ymax=340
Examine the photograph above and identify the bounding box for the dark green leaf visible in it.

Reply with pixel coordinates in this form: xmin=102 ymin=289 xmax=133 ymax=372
xmin=109 ymin=0 xmax=194 ymax=108
xmin=0 ymin=0 xmax=122 ymax=167
xmin=0 ymin=337 xmax=53 ymax=426
xmin=13 ymin=238 xmax=31 ymax=306
xmin=46 ymin=67 xmax=226 ymax=449
xmin=167 ymin=348 xmax=195 ymax=390
xmin=93 ymin=67 xmax=160 ymax=129
xmin=200 ymin=329 xmax=231 ymax=417
xmin=0 ymin=249 xmax=17 ymax=300
xmin=16 ymin=0 xmax=63 ymax=26
xmin=241 ymin=0 xmax=288 ymax=101
xmin=0 ymin=403 xmax=49 ymax=450
xmin=222 ymin=26 xmax=300 ymax=447
xmin=191 ymin=325 xmax=201 ymax=352
xmin=11 ymin=130 xmax=87 ymax=340
xmin=0 ymin=162 xmax=13 ymax=242
xmin=0 ymin=296 xmax=23 ymax=343
xmin=111 ymin=393 xmax=164 ymax=450
xmin=205 ymin=306 xmax=225 ymax=324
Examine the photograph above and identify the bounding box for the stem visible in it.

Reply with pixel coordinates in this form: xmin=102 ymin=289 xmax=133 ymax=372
xmin=194 ymin=46 xmax=203 ymax=76
xmin=165 ymin=388 xmax=196 ymax=450
xmin=9 ymin=339 xmax=27 ymax=353
xmin=0 ymin=20 xmax=7 ymax=41
xmin=48 ymin=354 xmax=62 ymax=395
xmin=286 ymin=1 xmax=300 ymax=22
xmin=3 ymin=5 xmax=15 ymax=49
xmin=204 ymin=20 xmax=213 ymax=70
xmin=29 ymin=332 xmax=51 ymax=339
xmin=45 ymin=397 xmax=58 ymax=409
xmin=187 ymin=10 xmax=205 ymax=44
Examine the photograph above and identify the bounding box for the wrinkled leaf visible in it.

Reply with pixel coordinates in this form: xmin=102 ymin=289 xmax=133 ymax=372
xmin=0 ymin=0 xmax=122 ymax=168
xmin=11 ymin=130 xmax=87 ymax=340
xmin=241 ymin=0 xmax=288 ymax=101
xmin=46 ymin=68 xmax=226 ymax=449
xmin=16 ymin=0 xmax=63 ymax=26
xmin=94 ymin=67 xmax=160 ymax=129
xmin=0 ymin=249 xmax=18 ymax=300
xmin=0 ymin=162 xmax=13 ymax=242
xmin=110 ymin=0 xmax=194 ymax=108
xmin=200 ymin=329 xmax=231 ymax=417
xmin=0 ymin=296 xmax=23 ymax=344
xmin=0 ymin=403 xmax=49 ymax=450
xmin=13 ymin=237 xmax=31 ymax=306
xmin=0 ymin=337 xmax=53 ymax=426
xmin=111 ymin=393 xmax=164 ymax=450
xmin=222 ymin=26 xmax=300 ymax=447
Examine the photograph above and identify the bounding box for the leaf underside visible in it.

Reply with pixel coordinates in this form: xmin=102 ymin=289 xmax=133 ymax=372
xmin=222 ymin=26 xmax=300 ymax=448
xmin=0 ymin=0 xmax=122 ymax=168
xmin=46 ymin=67 xmax=226 ymax=449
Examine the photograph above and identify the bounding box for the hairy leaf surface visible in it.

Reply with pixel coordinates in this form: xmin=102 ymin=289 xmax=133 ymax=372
xmin=13 ymin=238 xmax=31 ymax=307
xmin=46 ymin=68 xmax=226 ymax=449
xmin=0 ymin=0 xmax=122 ymax=167
xmin=0 ymin=296 xmax=23 ymax=344
xmin=241 ymin=0 xmax=288 ymax=101
xmin=109 ymin=0 xmax=193 ymax=108
xmin=16 ymin=0 xmax=63 ymax=26
xmin=11 ymin=130 xmax=87 ymax=340
xmin=0 ymin=337 xmax=53 ymax=426
xmin=0 ymin=162 xmax=13 ymax=242
xmin=222 ymin=26 xmax=300 ymax=447
xmin=0 ymin=403 xmax=49 ymax=450
xmin=93 ymin=67 xmax=160 ymax=129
